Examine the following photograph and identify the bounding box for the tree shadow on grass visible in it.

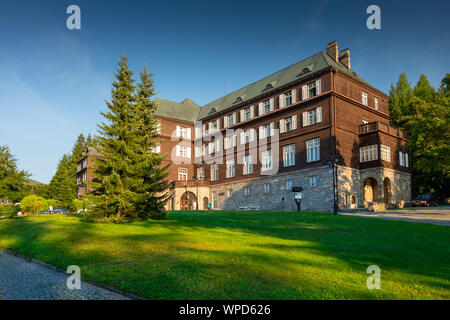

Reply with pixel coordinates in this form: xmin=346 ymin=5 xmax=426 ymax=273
xmin=0 ymin=212 xmax=449 ymax=299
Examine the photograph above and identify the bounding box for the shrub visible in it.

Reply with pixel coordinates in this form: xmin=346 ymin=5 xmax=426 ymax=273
xmin=46 ymin=199 xmax=58 ymax=207
xmin=20 ymin=195 xmax=48 ymax=215
xmin=73 ymin=198 xmax=94 ymax=211
xmin=0 ymin=204 xmax=19 ymax=218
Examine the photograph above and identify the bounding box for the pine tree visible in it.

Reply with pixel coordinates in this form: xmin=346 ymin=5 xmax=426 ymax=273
xmin=90 ymin=57 xmax=170 ymax=221
xmin=132 ymin=66 xmax=170 ymax=218
xmin=0 ymin=145 xmax=29 ymax=203
xmin=388 ymin=73 xmax=413 ymax=128
xmin=413 ymin=74 xmax=435 ymax=103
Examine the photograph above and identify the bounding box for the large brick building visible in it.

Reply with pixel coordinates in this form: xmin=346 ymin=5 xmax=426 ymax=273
xmin=78 ymin=41 xmax=411 ymax=212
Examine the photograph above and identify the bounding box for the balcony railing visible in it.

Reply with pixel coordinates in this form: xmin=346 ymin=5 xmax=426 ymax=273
xmin=173 ymin=180 xmax=210 ymax=188
xmin=359 ymin=121 xmax=409 ymax=139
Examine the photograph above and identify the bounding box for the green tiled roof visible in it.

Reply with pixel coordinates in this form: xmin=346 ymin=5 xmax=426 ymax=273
xmin=154 ymin=98 xmax=200 ymax=122
xmin=155 ymin=51 xmax=385 ymax=122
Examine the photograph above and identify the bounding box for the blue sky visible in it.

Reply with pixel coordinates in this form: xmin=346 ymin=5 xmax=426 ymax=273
xmin=0 ymin=0 xmax=449 ymax=183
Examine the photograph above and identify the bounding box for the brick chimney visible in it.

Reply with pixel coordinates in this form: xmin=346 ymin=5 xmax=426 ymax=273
xmin=326 ymin=41 xmax=339 ymax=62
xmin=339 ymin=48 xmax=351 ymax=69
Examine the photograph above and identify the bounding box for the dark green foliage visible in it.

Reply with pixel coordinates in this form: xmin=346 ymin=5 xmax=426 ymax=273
xmin=0 ymin=145 xmax=30 ymax=203
xmin=89 ymin=57 xmax=170 ymax=222
xmin=389 ymin=73 xmax=450 ymax=199
xmin=0 ymin=204 xmax=20 ymax=218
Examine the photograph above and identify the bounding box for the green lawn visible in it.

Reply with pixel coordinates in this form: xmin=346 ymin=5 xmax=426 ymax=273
xmin=0 ymin=211 xmax=449 ymax=299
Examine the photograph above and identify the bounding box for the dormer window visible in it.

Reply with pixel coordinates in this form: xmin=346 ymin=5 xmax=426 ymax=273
xmin=300 ymin=67 xmax=311 ymax=76
xmin=263 ymin=83 xmax=273 ymax=91
xmin=209 ymin=108 xmax=216 ymax=114
xmin=234 ymin=97 xmax=242 ymax=104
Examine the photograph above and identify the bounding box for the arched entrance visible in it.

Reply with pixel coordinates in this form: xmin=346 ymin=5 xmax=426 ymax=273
xmin=180 ymin=191 xmax=197 ymax=210
xmin=383 ymin=177 xmax=391 ymax=205
xmin=203 ymin=197 xmax=209 ymax=210
xmin=363 ymin=177 xmax=378 ymax=203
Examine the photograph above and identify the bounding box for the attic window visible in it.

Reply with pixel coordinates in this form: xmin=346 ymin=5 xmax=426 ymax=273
xmin=263 ymin=83 xmax=273 ymax=91
xmin=209 ymin=108 xmax=216 ymax=114
xmin=299 ymin=68 xmax=311 ymax=76
xmin=233 ymin=97 xmax=242 ymax=104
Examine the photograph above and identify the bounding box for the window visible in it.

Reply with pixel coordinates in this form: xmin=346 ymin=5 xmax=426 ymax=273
xmin=264 ymin=100 xmax=271 ymax=114
xmin=264 ymin=183 xmax=271 ymax=193
xmin=309 ymin=109 xmax=318 ymax=125
xmin=308 ymin=82 xmax=317 ymax=97
xmin=228 ymin=113 xmax=235 ymax=126
xmin=399 ymin=151 xmax=409 ymax=167
xmin=178 ymin=168 xmax=188 ymax=181
xmin=402 ymin=180 xmax=407 ymax=190
xmin=152 ymin=145 xmax=161 ymax=153
xmin=179 ymin=146 xmax=189 ymax=158
xmin=380 ymin=145 xmax=391 ymax=162
xmin=243 ymin=155 xmax=253 ymax=175
xmin=197 ymin=167 xmax=204 ymax=180
xmin=228 ymin=189 xmax=233 ymax=197
xmin=360 ymin=145 xmax=378 ymax=163
xmin=283 ymin=144 xmax=295 ymax=167
xmin=226 ymin=159 xmax=235 ymax=178
xmin=194 ymin=146 xmax=202 ymax=157
xmin=362 ymin=92 xmax=368 ymax=106
xmin=310 ymin=176 xmax=318 ymax=188
xmin=243 ymin=130 xmax=255 ymax=144
xmin=244 ymin=186 xmax=250 ymax=195
xmin=245 ymin=107 xmax=251 ymax=120
xmin=286 ymin=180 xmax=293 ymax=191
xmin=302 ymin=107 xmax=322 ymax=127
xmin=285 ymin=92 xmax=292 ymax=106
xmin=306 ymin=138 xmax=320 ymax=162
xmin=211 ymin=164 xmax=219 ymax=181
xmin=264 ymin=124 xmax=272 ymax=138
xmin=212 ymin=192 xmax=217 ymax=208
xmin=261 ymin=150 xmax=273 ymax=171
xmin=374 ymin=97 xmax=379 ymax=110
xmin=285 ymin=117 xmax=292 ymax=131
xmin=176 ymin=145 xmax=191 ymax=158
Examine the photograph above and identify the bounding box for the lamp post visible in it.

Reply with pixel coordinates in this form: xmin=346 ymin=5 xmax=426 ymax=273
xmin=328 ymin=155 xmax=340 ymax=216
xmin=192 ymin=176 xmax=199 ymax=212
xmin=292 ymin=187 xmax=304 ymax=212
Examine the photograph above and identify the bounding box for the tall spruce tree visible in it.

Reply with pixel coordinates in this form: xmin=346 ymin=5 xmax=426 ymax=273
xmin=388 ymin=73 xmax=413 ymax=127
xmin=91 ymin=56 xmax=169 ymax=221
xmin=131 ymin=66 xmax=170 ymax=218
xmin=0 ymin=145 xmax=29 ymax=203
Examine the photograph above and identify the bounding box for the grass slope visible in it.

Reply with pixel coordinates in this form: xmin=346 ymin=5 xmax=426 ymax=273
xmin=0 ymin=211 xmax=449 ymax=299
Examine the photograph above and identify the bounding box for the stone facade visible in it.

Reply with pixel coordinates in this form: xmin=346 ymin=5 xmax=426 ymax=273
xmin=210 ymin=166 xmax=334 ymax=212
xmin=337 ymin=165 xmax=412 ymax=210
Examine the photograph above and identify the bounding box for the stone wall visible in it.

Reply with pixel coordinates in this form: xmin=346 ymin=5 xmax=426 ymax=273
xmin=210 ymin=165 xmax=335 ymax=212
xmin=337 ymin=165 xmax=411 ymax=209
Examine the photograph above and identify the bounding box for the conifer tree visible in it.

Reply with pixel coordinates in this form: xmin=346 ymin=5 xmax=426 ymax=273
xmin=90 ymin=57 xmax=170 ymax=221
xmin=388 ymin=73 xmax=413 ymax=127
xmin=0 ymin=145 xmax=29 ymax=203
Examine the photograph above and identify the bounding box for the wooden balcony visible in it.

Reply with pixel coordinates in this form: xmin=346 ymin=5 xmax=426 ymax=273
xmin=173 ymin=180 xmax=210 ymax=188
xmin=359 ymin=121 xmax=408 ymax=139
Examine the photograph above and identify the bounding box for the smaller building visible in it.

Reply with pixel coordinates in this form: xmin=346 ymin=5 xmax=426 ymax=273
xmin=76 ymin=147 xmax=104 ymax=198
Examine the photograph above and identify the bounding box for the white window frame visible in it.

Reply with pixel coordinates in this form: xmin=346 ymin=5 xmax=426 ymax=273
xmin=178 ymin=167 xmax=188 ymax=181
xmin=197 ymin=167 xmax=204 ymax=180
xmin=306 ymin=138 xmax=320 ymax=163
xmin=261 ymin=150 xmax=273 ymax=172
xmin=310 ymin=176 xmax=318 ymax=188
xmin=244 ymin=186 xmax=250 ymax=195
xmin=211 ymin=164 xmax=219 ymax=181
xmin=226 ymin=159 xmax=235 ymax=178
xmin=286 ymin=180 xmax=293 ymax=191
xmin=264 ymin=183 xmax=271 ymax=193
xmin=243 ymin=155 xmax=253 ymax=175
xmin=362 ymin=92 xmax=368 ymax=106
xmin=380 ymin=145 xmax=391 ymax=162
xmin=360 ymin=145 xmax=378 ymax=163
xmin=283 ymin=144 xmax=295 ymax=167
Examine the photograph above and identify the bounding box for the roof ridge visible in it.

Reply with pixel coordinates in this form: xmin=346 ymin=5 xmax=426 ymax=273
xmin=200 ymin=51 xmax=323 ymax=109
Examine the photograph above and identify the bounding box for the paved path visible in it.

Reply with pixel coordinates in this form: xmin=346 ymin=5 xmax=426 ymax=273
xmin=340 ymin=207 xmax=450 ymax=226
xmin=0 ymin=251 xmax=129 ymax=300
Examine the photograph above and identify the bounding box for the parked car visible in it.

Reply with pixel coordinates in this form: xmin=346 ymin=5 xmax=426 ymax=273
xmin=412 ymin=194 xmax=439 ymax=207
xmin=38 ymin=207 xmax=70 ymax=214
